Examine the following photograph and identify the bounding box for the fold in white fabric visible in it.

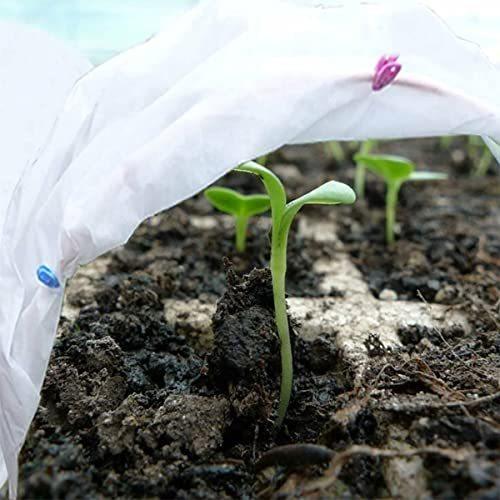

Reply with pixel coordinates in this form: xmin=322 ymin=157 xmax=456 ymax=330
xmin=1 ymin=1 xmax=499 ymax=497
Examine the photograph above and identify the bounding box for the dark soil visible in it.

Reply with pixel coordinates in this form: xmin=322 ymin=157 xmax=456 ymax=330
xmin=16 ymin=138 xmax=499 ymax=499
xmin=108 ymin=205 xmax=335 ymax=301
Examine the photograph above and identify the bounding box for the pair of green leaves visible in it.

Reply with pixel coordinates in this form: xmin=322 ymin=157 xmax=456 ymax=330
xmin=205 ymin=164 xmax=356 ymax=252
xmin=354 ymin=154 xmax=447 ymax=244
xmin=235 ymin=162 xmax=356 ymax=245
xmin=205 ymin=187 xmax=271 ymax=220
xmin=204 ymin=187 xmax=271 ymax=252
xmin=354 ymin=154 xmax=447 ymax=185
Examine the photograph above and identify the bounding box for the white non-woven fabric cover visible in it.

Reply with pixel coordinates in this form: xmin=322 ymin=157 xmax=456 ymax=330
xmin=0 ymin=22 xmax=92 ymax=231
xmin=0 ymin=22 xmax=92 ymax=493
xmin=1 ymin=0 xmax=500 ymax=497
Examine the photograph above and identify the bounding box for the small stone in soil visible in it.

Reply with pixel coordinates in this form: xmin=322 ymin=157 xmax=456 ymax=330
xmin=379 ymin=289 xmax=398 ymax=301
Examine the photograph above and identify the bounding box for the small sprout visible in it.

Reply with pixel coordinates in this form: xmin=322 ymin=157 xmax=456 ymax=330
xmin=204 ymin=186 xmax=271 ymax=252
xmin=324 ymin=141 xmax=345 ymax=162
xmin=439 ymin=135 xmax=454 ymax=150
xmin=354 ymin=139 xmax=377 ymax=199
xmin=467 ymin=136 xmax=494 ymax=177
xmin=236 ymin=161 xmax=356 ymax=424
xmin=354 ymin=154 xmax=447 ymax=245
xmin=256 ymin=154 xmax=269 ymax=166
xmin=476 ymin=147 xmax=494 ymax=177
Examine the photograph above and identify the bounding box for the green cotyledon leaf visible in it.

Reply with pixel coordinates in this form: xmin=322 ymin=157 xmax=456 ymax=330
xmin=205 ymin=186 xmax=270 ymax=217
xmin=280 ymin=181 xmax=356 ymax=235
xmin=354 ymin=154 xmax=414 ymax=184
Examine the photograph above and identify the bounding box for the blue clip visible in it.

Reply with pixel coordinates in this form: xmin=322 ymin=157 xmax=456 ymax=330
xmin=37 ymin=265 xmax=61 ymax=289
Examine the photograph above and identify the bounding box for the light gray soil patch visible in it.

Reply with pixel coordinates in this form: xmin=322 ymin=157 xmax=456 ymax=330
xmin=161 ymin=215 xmax=469 ymax=380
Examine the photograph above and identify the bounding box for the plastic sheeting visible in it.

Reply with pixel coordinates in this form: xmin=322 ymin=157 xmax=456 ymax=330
xmin=1 ymin=0 xmax=500 ymax=496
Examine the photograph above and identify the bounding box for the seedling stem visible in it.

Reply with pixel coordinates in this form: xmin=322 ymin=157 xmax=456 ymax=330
xmin=354 ymin=139 xmax=376 ymax=199
xmin=385 ymin=181 xmax=400 ymax=245
xmin=236 ymin=161 xmax=355 ymax=424
xmin=354 ymin=153 xmax=447 ymax=245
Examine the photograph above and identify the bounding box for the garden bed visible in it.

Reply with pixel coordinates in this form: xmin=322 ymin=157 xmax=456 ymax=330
xmin=18 ymin=139 xmax=499 ymax=499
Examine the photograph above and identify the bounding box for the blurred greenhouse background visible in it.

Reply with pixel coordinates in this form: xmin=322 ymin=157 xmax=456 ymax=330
xmin=0 ymin=0 xmax=198 ymax=63
xmin=0 ymin=0 xmax=499 ymax=65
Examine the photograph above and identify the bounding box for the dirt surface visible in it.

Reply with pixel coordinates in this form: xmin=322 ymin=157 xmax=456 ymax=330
xmin=15 ymin=138 xmax=499 ymax=499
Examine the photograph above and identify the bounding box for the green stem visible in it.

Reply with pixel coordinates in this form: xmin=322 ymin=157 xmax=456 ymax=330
xmin=354 ymin=163 xmax=366 ymax=199
xmin=355 ymin=140 xmax=376 ymax=199
xmin=270 ymin=226 xmax=292 ymax=426
xmin=475 ymin=147 xmax=493 ymax=177
xmin=235 ymin=161 xmax=293 ymax=426
xmin=386 ymin=183 xmax=399 ymax=245
xmin=257 ymin=154 xmax=268 ymax=166
xmin=325 ymin=141 xmax=345 ymax=162
xmin=439 ymin=136 xmax=453 ymax=150
xmin=235 ymin=215 xmax=249 ymax=252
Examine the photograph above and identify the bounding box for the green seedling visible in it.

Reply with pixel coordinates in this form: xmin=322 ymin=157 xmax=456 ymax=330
xmin=324 ymin=141 xmax=345 ymax=162
xmin=441 ymin=136 xmax=493 ymax=176
xmin=467 ymin=135 xmax=494 ymax=177
xmin=439 ymin=135 xmax=454 ymax=150
xmin=235 ymin=161 xmax=356 ymax=425
xmin=256 ymin=154 xmax=269 ymax=166
xmin=475 ymin=146 xmax=494 ymax=177
xmin=354 ymin=154 xmax=447 ymax=245
xmin=204 ymin=186 xmax=271 ymax=252
xmin=353 ymin=139 xmax=377 ymax=199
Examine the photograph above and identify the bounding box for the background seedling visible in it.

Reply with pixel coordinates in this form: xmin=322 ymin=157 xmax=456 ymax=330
xmin=256 ymin=154 xmax=269 ymax=166
xmin=439 ymin=135 xmax=454 ymax=150
xmin=439 ymin=135 xmax=494 ymax=176
xmin=204 ymin=186 xmax=271 ymax=252
xmin=354 ymin=154 xmax=447 ymax=245
xmin=354 ymin=139 xmax=377 ymax=199
xmin=467 ymin=136 xmax=494 ymax=176
xmin=320 ymin=139 xmax=376 ymax=196
xmin=324 ymin=141 xmax=346 ymax=163
xmin=236 ymin=161 xmax=356 ymax=425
